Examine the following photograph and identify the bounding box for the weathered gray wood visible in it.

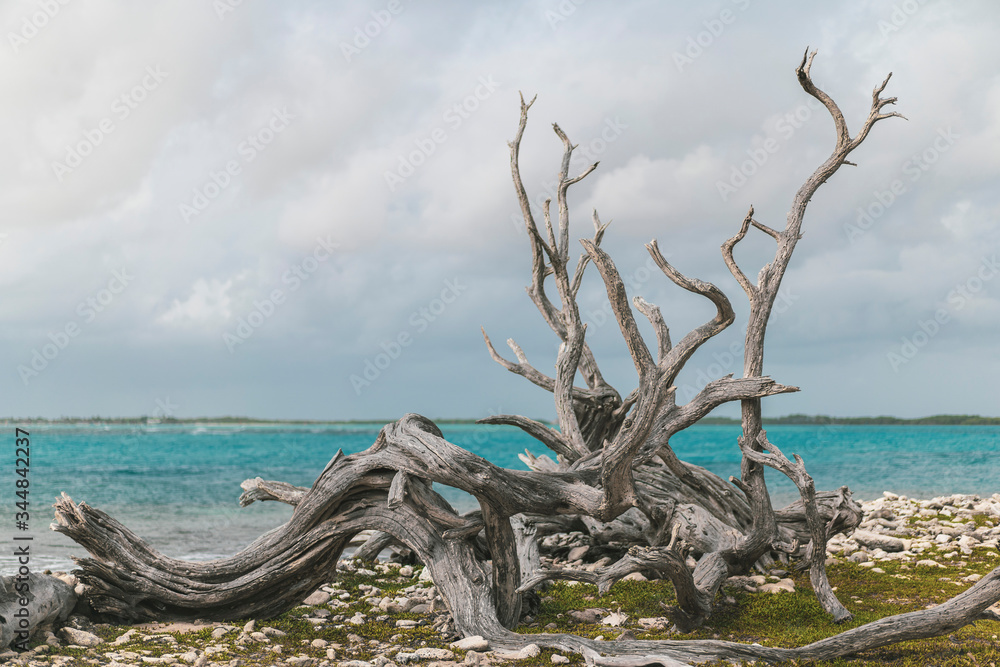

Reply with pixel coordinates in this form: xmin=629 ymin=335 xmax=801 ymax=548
xmin=51 ymin=414 xmax=1000 ymax=665
xmin=238 ymin=477 xmax=308 ymax=507
xmin=352 ymin=530 xmax=397 ymax=562
xmin=47 ymin=52 xmax=996 ymax=667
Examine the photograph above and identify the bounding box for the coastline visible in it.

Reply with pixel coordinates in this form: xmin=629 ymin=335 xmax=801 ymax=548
xmin=4 ymin=413 xmax=1000 ymax=426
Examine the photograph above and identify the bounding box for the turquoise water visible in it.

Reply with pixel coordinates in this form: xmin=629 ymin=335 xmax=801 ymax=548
xmin=3 ymin=422 xmax=997 ymax=574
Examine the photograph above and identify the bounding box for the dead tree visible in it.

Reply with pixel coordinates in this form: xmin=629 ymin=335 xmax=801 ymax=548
xmin=50 ymin=51 xmax=1000 ymax=665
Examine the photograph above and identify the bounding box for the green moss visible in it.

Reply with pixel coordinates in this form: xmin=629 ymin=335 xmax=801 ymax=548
xmin=23 ymin=549 xmax=1000 ymax=666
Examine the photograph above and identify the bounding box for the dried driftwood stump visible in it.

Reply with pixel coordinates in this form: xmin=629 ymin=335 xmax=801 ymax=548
xmin=48 ymin=50 xmax=1000 ymax=665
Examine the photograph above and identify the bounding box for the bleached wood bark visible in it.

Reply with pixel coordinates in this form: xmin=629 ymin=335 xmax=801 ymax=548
xmin=50 ymin=52 xmax=999 ymax=667
xmin=51 ymin=414 xmax=1000 ymax=666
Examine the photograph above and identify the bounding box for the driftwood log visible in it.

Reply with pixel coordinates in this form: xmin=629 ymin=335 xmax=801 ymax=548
xmin=47 ymin=50 xmax=1000 ymax=664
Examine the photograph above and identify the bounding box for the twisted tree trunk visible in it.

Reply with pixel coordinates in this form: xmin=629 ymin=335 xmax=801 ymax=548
xmin=46 ymin=51 xmax=1000 ymax=665
xmin=52 ymin=414 xmax=1000 ymax=666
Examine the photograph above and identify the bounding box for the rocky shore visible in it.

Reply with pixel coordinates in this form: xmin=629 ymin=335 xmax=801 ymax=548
xmin=3 ymin=492 xmax=999 ymax=667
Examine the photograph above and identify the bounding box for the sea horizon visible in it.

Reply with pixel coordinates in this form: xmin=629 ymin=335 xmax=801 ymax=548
xmin=5 ymin=412 xmax=1000 ymax=426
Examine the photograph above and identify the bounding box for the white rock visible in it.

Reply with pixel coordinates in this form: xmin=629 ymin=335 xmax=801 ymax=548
xmin=415 ymin=647 xmax=455 ymax=660
xmin=302 ymin=590 xmax=332 ymax=606
xmin=758 ymin=578 xmax=795 ymax=594
xmin=852 ymin=530 xmax=904 ymax=553
xmin=451 ymin=636 xmax=489 ymax=651
xmin=551 ymin=654 xmax=570 ymax=664
xmin=494 ymin=644 xmax=541 ymax=660
xmin=602 ymin=611 xmax=628 ymax=627
xmin=59 ymin=627 xmax=102 ymax=647
xmin=111 ymin=629 xmax=137 ymax=646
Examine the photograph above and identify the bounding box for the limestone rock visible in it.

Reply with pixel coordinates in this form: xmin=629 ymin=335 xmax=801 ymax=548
xmin=451 ymin=636 xmax=489 ymax=651
xmin=302 ymin=590 xmax=332 ymax=606
xmin=59 ymin=627 xmax=102 ymax=647
xmin=852 ymin=530 xmax=904 ymax=553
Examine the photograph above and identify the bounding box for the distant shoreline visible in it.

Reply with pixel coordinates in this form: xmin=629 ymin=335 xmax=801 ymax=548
xmin=2 ymin=413 xmax=999 ymax=426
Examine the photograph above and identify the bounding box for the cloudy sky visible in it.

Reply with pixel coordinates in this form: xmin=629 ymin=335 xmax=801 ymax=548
xmin=2 ymin=0 xmax=997 ymax=421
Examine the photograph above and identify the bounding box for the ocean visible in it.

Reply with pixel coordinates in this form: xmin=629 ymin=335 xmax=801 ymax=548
xmin=3 ymin=422 xmax=998 ymax=575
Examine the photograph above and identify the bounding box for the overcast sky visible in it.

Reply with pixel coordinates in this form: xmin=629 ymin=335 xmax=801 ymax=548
xmin=2 ymin=0 xmax=997 ymax=421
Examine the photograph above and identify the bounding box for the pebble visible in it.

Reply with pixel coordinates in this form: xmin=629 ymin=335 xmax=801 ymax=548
xmin=451 ymin=635 xmax=489 ymax=651
xmin=302 ymin=590 xmax=332 ymax=606
xmin=22 ymin=493 xmax=1000 ymax=667
xmin=59 ymin=627 xmax=102 ymax=647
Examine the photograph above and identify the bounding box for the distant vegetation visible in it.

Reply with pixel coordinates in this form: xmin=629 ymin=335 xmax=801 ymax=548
xmin=3 ymin=414 xmax=999 ymax=425
xmin=699 ymin=414 xmax=1000 ymax=426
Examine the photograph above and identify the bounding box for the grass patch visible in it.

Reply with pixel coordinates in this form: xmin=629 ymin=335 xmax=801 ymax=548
xmin=19 ymin=553 xmax=1000 ymax=667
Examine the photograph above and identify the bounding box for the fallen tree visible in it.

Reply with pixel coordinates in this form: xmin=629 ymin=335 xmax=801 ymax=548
xmin=46 ymin=50 xmax=1000 ymax=664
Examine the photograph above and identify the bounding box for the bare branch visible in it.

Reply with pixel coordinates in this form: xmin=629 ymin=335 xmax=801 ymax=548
xmin=646 ymin=240 xmax=736 ymax=376
xmin=736 ymin=432 xmax=852 ymax=622
xmin=477 ymin=414 xmax=576 ymax=461
xmin=633 ymin=296 xmax=671 ymax=363
xmin=570 ymin=210 xmax=611 ymax=299
xmin=750 ymin=219 xmax=781 ymax=240
xmin=480 ymin=329 xmax=607 ymax=407
xmin=721 ymin=207 xmax=757 ymax=300
xmin=581 ymin=239 xmax=655 ymax=377
xmin=238 ymin=478 xmax=308 ymax=507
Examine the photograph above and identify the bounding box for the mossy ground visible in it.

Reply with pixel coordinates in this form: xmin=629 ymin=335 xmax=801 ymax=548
xmin=23 ymin=549 xmax=1000 ymax=666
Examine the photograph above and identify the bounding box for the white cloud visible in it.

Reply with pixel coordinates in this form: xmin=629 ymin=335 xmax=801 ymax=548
xmin=2 ymin=1 xmax=998 ymax=418
xmin=157 ymin=278 xmax=235 ymax=330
